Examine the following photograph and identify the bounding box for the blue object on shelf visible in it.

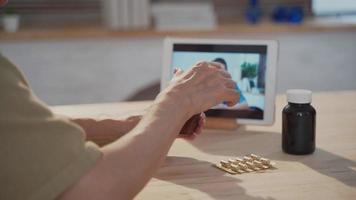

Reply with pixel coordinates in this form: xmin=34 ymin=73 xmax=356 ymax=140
xmin=289 ymin=7 xmax=304 ymax=24
xmin=246 ymin=0 xmax=263 ymax=24
xmin=272 ymin=6 xmax=289 ymax=22
xmin=272 ymin=6 xmax=304 ymax=24
xmin=250 ymin=0 xmax=258 ymax=6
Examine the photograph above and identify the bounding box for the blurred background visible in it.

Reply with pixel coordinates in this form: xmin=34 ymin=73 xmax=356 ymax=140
xmin=1 ymin=0 xmax=356 ymax=105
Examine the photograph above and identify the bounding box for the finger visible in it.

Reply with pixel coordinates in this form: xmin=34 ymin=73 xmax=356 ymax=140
xmin=201 ymin=112 xmax=206 ymax=122
xmin=126 ymin=115 xmax=142 ymax=121
xmin=179 ymin=113 xmax=201 ymax=135
xmin=200 ymin=112 xmax=206 ymax=123
xmin=224 ymin=78 xmax=237 ymax=89
xmin=195 ymin=123 xmax=203 ymax=135
xmin=209 ymin=61 xmax=225 ymax=70
xmin=219 ymin=70 xmax=232 ymax=78
xmin=195 ymin=61 xmax=209 ymax=68
xmin=198 ymin=112 xmax=206 ymax=128
xmin=172 ymin=68 xmax=185 ymax=81
xmin=173 ymin=67 xmax=184 ymax=76
xmin=194 ymin=112 xmax=206 ymax=135
xmin=188 ymin=61 xmax=210 ymax=80
xmin=223 ymin=89 xmax=240 ymax=107
xmin=194 ymin=116 xmax=204 ymax=134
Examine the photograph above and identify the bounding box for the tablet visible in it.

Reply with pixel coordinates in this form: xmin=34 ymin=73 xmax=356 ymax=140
xmin=161 ymin=38 xmax=278 ymax=125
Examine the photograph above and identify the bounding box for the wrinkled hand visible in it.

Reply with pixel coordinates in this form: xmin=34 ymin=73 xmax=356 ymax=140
xmin=164 ymin=61 xmax=239 ymax=139
xmin=163 ymin=61 xmax=239 ymax=117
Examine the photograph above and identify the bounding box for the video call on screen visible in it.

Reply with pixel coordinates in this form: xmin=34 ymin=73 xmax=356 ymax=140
xmin=172 ymin=44 xmax=267 ymax=119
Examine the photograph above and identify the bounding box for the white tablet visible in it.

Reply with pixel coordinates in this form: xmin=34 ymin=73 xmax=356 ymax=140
xmin=161 ymin=38 xmax=278 ymax=125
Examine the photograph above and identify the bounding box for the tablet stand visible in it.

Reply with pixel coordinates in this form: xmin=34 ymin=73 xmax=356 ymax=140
xmin=205 ymin=117 xmax=240 ymax=130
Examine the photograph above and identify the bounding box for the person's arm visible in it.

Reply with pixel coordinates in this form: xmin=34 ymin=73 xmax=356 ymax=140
xmin=71 ymin=115 xmax=142 ymax=145
xmin=71 ymin=112 xmax=205 ymax=145
xmin=58 ymin=61 xmax=239 ymax=200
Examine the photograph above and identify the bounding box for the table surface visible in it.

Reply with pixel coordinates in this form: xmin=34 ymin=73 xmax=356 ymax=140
xmin=52 ymin=90 xmax=356 ymax=200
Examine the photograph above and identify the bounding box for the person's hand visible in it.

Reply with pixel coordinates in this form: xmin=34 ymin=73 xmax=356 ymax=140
xmin=178 ymin=112 xmax=206 ymax=140
xmin=158 ymin=61 xmax=240 ymax=118
xmin=155 ymin=61 xmax=239 ymax=139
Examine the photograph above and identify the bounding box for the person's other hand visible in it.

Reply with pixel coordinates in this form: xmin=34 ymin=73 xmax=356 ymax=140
xmin=178 ymin=112 xmax=206 ymax=140
xmin=158 ymin=61 xmax=240 ymax=118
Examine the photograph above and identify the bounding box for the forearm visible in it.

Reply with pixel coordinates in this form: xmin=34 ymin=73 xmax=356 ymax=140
xmin=60 ymin=96 xmax=189 ymax=200
xmin=103 ymin=100 xmax=188 ymax=197
xmin=71 ymin=116 xmax=141 ymax=146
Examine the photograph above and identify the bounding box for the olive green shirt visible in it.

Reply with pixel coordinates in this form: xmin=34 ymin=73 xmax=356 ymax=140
xmin=0 ymin=54 xmax=102 ymax=200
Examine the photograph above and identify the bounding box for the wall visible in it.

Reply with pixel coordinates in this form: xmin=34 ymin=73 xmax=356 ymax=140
xmin=1 ymin=31 xmax=356 ymax=105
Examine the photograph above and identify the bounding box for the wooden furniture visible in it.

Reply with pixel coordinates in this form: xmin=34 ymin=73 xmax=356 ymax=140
xmin=52 ymin=90 xmax=356 ymax=199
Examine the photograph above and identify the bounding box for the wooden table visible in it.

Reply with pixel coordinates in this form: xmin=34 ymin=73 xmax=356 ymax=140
xmin=52 ymin=91 xmax=356 ymax=200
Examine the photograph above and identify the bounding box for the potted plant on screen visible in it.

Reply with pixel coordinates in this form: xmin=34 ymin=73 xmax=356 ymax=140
xmin=240 ymin=62 xmax=258 ymax=93
xmin=2 ymin=7 xmax=20 ymax=33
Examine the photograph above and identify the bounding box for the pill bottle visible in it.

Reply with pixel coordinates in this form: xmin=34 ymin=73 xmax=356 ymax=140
xmin=282 ymin=89 xmax=316 ymax=155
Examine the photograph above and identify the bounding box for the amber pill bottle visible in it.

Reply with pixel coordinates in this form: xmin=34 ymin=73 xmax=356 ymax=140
xmin=282 ymin=89 xmax=316 ymax=155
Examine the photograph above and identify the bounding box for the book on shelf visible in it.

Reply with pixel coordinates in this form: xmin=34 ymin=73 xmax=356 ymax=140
xmin=152 ymin=2 xmax=217 ymax=31
xmin=102 ymin=0 xmax=151 ymax=30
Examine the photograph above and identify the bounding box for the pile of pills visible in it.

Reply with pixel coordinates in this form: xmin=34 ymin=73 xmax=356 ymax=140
xmin=213 ymin=154 xmax=276 ymax=174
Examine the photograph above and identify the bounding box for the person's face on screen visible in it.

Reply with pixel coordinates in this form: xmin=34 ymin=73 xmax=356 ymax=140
xmin=0 ymin=0 xmax=8 ymax=7
xmin=213 ymin=58 xmax=228 ymax=71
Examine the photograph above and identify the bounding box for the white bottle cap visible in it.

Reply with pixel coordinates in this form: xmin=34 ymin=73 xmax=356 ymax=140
xmin=287 ymin=89 xmax=312 ymax=104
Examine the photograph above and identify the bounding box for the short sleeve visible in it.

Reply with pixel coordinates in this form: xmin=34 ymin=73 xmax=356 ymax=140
xmin=0 ymin=55 xmax=102 ymax=200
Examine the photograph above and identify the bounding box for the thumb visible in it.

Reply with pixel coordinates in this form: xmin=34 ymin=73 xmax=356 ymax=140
xmin=173 ymin=67 xmax=184 ymax=76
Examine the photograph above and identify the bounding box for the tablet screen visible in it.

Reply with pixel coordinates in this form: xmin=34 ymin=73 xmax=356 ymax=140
xmin=171 ymin=44 xmax=267 ymax=119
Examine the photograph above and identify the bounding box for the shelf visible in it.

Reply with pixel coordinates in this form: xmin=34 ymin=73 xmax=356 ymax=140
xmin=1 ymin=20 xmax=356 ymax=41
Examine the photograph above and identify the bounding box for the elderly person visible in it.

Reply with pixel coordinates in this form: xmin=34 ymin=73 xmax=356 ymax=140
xmin=0 ymin=42 xmax=238 ymax=200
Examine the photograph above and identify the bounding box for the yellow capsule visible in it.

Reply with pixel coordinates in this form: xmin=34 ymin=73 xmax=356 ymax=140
xmin=250 ymin=154 xmax=261 ymax=160
xmin=220 ymin=160 xmax=230 ymax=168
xmin=243 ymin=156 xmax=253 ymax=163
xmin=245 ymin=161 xmax=255 ymax=168
xmin=260 ymin=158 xmax=271 ymax=165
xmin=238 ymin=163 xmax=248 ymax=170
xmin=228 ymin=158 xmax=238 ymax=164
xmin=235 ymin=157 xmax=244 ymax=163
xmin=230 ymin=164 xmax=240 ymax=171
xmin=252 ymin=160 xmax=263 ymax=167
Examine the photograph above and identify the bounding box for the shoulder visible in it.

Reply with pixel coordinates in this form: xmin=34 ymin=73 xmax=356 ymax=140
xmin=0 ymin=54 xmax=29 ymax=87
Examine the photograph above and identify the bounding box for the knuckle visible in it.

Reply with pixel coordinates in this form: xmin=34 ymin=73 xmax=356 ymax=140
xmin=193 ymin=62 xmax=210 ymax=73
xmin=196 ymin=61 xmax=208 ymax=67
xmin=192 ymin=65 xmax=199 ymax=71
xmin=210 ymin=61 xmax=224 ymax=69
